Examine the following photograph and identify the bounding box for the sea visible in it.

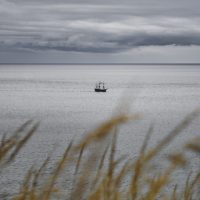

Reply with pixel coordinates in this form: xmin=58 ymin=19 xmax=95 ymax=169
xmin=0 ymin=64 xmax=200 ymax=198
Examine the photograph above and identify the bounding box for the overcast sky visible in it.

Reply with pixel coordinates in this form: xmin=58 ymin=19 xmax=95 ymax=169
xmin=0 ymin=0 xmax=200 ymax=63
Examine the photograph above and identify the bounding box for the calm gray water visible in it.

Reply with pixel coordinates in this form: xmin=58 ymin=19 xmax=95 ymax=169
xmin=0 ymin=65 xmax=200 ymax=198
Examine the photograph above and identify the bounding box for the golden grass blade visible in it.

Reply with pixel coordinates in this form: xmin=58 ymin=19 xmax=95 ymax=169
xmin=129 ymin=157 xmax=142 ymax=200
xmin=15 ymin=120 xmax=33 ymax=135
xmin=182 ymin=171 xmax=200 ymax=200
xmin=186 ymin=142 xmax=200 ymax=153
xmin=91 ymin=144 xmax=110 ymax=189
xmin=2 ymin=121 xmax=35 ymax=165
xmin=70 ymin=143 xmax=104 ymax=200
xmin=70 ymin=164 xmax=90 ymax=200
xmin=32 ymin=153 xmax=52 ymax=189
xmin=144 ymin=166 xmax=174 ymax=200
xmin=4 ymin=121 xmax=33 ymax=148
xmin=88 ymin=178 xmax=106 ymax=200
xmin=0 ymin=122 xmax=39 ymax=168
xmin=183 ymin=172 xmax=192 ymax=200
xmin=13 ymin=167 xmax=35 ymax=200
xmin=103 ymin=129 xmax=118 ymax=200
xmin=171 ymin=184 xmax=178 ymax=200
xmin=113 ymin=155 xmax=127 ymax=169
xmin=114 ymin=161 xmax=130 ymax=189
xmin=168 ymin=153 xmax=187 ymax=167
xmin=190 ymin=171 xmax=200 ymax=190
xmin=74 ymin=144 xmax=85 ymax=175
xmin=7 ymin=122 xmax=39 ymax=164
xmin=144 ymin=110 xmax=199 ymax=163
xmin=129 ymin=125 xmax=153 ymax=200
xmin=40 ymin=140 xmax=73 ymax=200
xmin=0 ymin=139 xmax=17 ymax=162
xmin=0 ymin=133 xmax=7 ymax=148
xmin=72 ymin=144 xmax=85 ymax=192
xmin=108 ymin=131 xmax=117 ymax=184
xmin=140 ymin=124 xmax=153 ymax=155
xmin=74 ymin=114 xmax=140 ymax=151
xmin=35 ymin=156 xmax=51 ymax=182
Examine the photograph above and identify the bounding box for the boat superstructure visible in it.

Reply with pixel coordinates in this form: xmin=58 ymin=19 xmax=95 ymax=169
xmin=94 ymin=82 xmax=107 ymax=92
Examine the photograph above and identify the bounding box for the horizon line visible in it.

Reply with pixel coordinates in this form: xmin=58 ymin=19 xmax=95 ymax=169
xmin=0 ymin=63 xmax=200 ymax=65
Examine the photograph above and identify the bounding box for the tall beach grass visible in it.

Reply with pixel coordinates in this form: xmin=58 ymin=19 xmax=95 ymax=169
xmin=0 ymin=111 xmax=200 ymax=200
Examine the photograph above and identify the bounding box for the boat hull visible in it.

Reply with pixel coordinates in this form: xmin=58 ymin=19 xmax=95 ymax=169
xmin=95 ymin=88 xmax=107 ymax=92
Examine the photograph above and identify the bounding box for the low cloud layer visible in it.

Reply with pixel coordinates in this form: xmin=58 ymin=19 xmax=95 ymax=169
xmin=0 ymin=0 xmax=200 ymax=62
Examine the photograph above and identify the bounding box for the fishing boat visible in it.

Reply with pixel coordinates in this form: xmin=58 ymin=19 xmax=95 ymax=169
xmin=94 ymin=82 xmax=107 ymax=92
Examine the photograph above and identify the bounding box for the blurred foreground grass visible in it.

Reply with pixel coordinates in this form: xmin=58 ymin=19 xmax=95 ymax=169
xmin=0 ymin=111 xmax=200 ymax=200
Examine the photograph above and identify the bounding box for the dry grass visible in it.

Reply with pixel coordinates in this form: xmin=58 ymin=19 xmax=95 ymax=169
xmin=0 ymin=111 xmax=200 ymax=200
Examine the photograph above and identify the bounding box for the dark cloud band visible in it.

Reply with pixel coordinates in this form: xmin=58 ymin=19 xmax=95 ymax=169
xmin=0 ymin=0 xmax=200 ymax=54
